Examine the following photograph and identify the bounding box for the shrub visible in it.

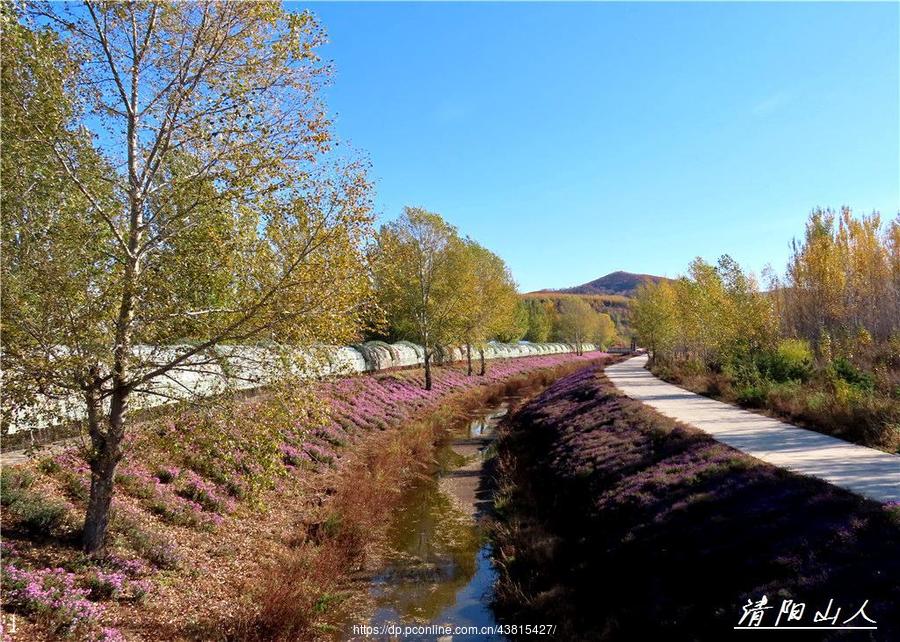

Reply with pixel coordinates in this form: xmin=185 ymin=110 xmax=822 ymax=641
xmin=315 ymin=424 xmax=348 ymax=447
xmin=678 ymin=357 xmax=708 ymax=378
xmin=154 ymin=467 xmax=180 ymax=484
xmin=115 ymin=471 xmax=156 ymax=499
xmin=156 ymin=383 xmax=328 ymax=502
xmin=42 ymin=452 xmax=91 ymax=502
xmin=60 ymin=469 xmax=90 ymax=502
xmin=724 ymin=354 xmax=764 ymax=388
xmin=12 ymin=498 xmax=70 ymax=537
xmin=87 ymin=567 xmax=150 ymax=602
xmin=804 ymin=390 xmax=828 ymax=412
xmin=112 ymin=512 xmax=180 ymax=570
xmin=736 ymin=383 xmax=768 ymax=407
xmin=147 ymin=496 xmax=203 ymax=528
xmin=304 ymin=443 xmax=334 ymax=465
xmin=764 ymin=339 xmax=813 ymax=382
xmin=86 ymin=570 xmax=127 ymax=600
xmin=1 ymin=467 xmax=35 ymax=505
xmin=765 ymin=380 xmax=805 ymax=417
xmin=135 ymin=534 xmax=180 ymax=569
xmin=280 ymin=443 xmax=308 ymax=467
xmin=224 ymin=477 xmax=249 ymax=500
xmin=129 ymin=578 xmax=152 ymax=601
xmin=1 ymin=467 xmax=70 ymax=536
xmin=831 ymin=357 xmax=875 ymax=392
xmin=176 ymin=471 xmax=234 ymax=514
xmin=37 ymin=457 xmax=61 ymax=475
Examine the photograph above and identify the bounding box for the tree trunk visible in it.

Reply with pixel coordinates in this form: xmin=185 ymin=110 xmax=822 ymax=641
xmin=466 ymin=343 xmax=472 ymax=376
xmin=82 ymin=446 xmax=118 ymax=554
xmin=83 ymin=387 xmax=127 ymax=554
xmin=479 ymin=348 xmax=486 ymax=376
xmin=424 ymin=350 xmax=433 ymax=390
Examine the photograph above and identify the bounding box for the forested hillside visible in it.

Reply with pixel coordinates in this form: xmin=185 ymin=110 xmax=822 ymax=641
xmin=522 ymin=292 xmax=632 ymax=342
xmin=543 ymin=270 xmax=670 ymax=296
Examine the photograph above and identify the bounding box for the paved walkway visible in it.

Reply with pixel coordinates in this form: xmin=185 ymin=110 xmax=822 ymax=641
xmin=606 ymin=355 xmax=900 ymax=504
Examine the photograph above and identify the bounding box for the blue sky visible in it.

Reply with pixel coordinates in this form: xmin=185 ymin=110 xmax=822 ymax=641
xmin=297 ymin=2 xmax=899 ymax=292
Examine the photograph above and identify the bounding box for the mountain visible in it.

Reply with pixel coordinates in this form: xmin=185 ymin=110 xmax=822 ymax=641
xmin=536 ymin=271 xmax=670 ymax=297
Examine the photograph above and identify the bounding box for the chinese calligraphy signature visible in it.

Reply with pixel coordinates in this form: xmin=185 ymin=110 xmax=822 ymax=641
xmin=736 ymin=596 xmax=877 ymax=630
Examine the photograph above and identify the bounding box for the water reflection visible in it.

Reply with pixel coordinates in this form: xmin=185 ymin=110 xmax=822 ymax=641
xmin=367 ymin=401 xmax=513 ymax=640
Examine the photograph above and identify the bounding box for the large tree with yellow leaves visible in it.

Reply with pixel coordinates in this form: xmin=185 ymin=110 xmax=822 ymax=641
xmin=2 ymin=2 xmax=374 ymax=554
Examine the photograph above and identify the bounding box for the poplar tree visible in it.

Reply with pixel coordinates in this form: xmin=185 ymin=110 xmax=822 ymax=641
xmin=556 ymin=297 xmax=598 ymax=356
xmin=2 ymin=2 xmax=374 ymax=554
xmin=458 ymin=240 xmax=520 ymax=375
xmin=373 ymin=207 xmax=467 ymax=390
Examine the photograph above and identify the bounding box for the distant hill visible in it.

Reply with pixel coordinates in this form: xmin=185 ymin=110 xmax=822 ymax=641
xmin=535 ymin=271 xmax=670 ymax=297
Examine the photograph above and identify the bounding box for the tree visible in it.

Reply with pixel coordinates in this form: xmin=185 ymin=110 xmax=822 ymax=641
xmin=556 ymin=297 xmax=598 ymax=356
xmin=458 ymin=240 xmax=520 ymax=375
xmin=716 ymin=254 xmax=777 ymax=364
xmin=2 ymin=3 xmax=374 ymax=554
xmin=373 ymin=207 xmax=467 ymax=390
xmin=493 ymin=301 xmax=529 ymax=346
xmin=594 ymin=312 xmax=618 ymax=349
xmin=783 ymin=208 xmax=898 ymax=351
xmin=631 ymin=281 xmax=676 ymax=363
xmin=889 ymin=217 xmax=900 ymax=337
xmin=522 ymin=298 xmax=552 ymax=343
xmin=632 ymin=257 xmax=774 ymax=370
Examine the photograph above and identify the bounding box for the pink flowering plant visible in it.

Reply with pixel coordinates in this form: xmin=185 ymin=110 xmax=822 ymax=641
xmin=2 ymin=351 xmax=599 ymax=639
xmin=1 ymin=552 xmax=118 ymax=640
xmin=176 ymin=471 xmax=236 ymax=514
xmin=113 ymin=464 xmax=223 ymax=530
xmin=86 ymin=568 xmax=150 ymax=602
xmin=1 ymin=539 xmax=150 ymax=639
xmin=279 ymin=443 xmax=309 ymax=467
xmin=154 ymin=466 xmax=180 ymax=484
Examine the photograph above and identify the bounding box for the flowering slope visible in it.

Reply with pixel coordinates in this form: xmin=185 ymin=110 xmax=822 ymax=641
xmin=1 ymin=353 xmax=601 ymax=640
xmin=493 ymin=364 xmax=900 ymax=641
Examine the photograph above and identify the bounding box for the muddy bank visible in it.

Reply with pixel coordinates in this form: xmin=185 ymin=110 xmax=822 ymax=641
xmin=492 ymin=365 xmax=900 ymax=641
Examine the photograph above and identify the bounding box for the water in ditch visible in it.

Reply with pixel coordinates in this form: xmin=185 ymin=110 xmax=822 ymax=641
xmin=365 ymin=400 xmax=515 ymax=640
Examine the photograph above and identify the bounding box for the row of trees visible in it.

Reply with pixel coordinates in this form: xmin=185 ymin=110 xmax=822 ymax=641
xmin=775 ymin=208 xmax=900 ymax=348
xmin=632 ymin=208 xmax=899 ymax=372
xmin=371 ymin=209 xmax=628 ymax=389
xmin=520 ymin=297 xmax=618 ymax=351
xmin=631 ymin=209 xmax=900 ymax=451
xmin=631 ymin=257 xmax=775 ymax=369
xmin=373 ymin=207 xmax=520 ymax=389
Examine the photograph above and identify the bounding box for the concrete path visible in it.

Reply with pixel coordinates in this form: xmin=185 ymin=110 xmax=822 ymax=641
xmin=606 ymin=355 xmax=900 ymax=504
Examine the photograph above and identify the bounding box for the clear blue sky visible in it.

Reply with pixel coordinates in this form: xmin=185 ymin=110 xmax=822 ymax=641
xmin=296 ymin=1 xmax=899 ymax=292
